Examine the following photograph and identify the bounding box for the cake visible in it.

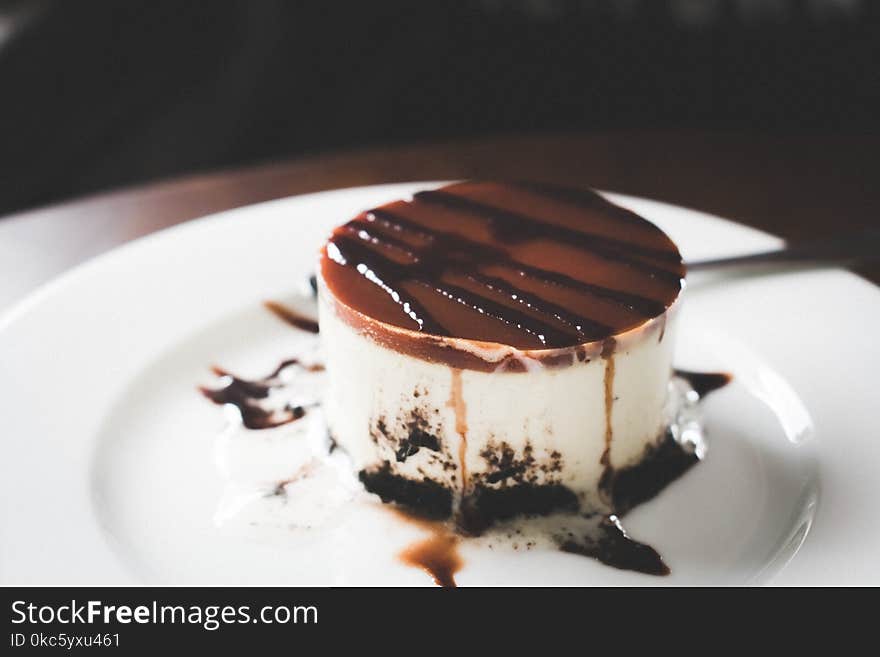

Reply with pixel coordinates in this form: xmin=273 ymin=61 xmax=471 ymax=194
xmin=317 ymin=181 xmax=685 ymax=530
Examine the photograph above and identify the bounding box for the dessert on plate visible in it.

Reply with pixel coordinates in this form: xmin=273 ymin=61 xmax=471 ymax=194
xmin=317 ymin=180 xmax=685 ymax=529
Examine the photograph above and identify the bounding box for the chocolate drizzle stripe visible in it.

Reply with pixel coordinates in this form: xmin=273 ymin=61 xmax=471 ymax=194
xmin=362 ymin=210 xmax=669 ymax=318
xmin=328 ymin=234 xmax=447 ymax=335
xmin=510 ymin=180 xmax=609 ymax=208
xmin=417 ymin=280 xmax=580 ymax=347
xmin=332 ymin=231 xmax=588 ymax=346
xmin=514 ymin=263 xmax=669 ymax=317
xmin=463 ymin=272 xmax=613 ymax=337
xmin=366 ymin=209 xmax=438 ymax=240
xmin=412 ymin=189 xmax=683 ymax=277
xmin=511 ymin=180 xmax=657 ymax=228
xmin=339 ymin=223 xmax=419 ymax=260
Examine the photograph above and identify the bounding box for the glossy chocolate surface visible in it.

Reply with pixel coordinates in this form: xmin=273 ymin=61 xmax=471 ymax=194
xmin=320 ymin=181 xmax=684 ymax=351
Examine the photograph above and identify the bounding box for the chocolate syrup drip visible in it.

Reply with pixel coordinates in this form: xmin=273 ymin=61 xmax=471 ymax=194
xmin=264 ymin=300 xmax=319 ymax=334
xmin=448 ymin=368 xmax=470 ymax=490
xmin=413 ymin=189 xmax=682 ymax=269
xmin=390 ymin=508 xmax=463 ymax=587
xmin=199 ymin=359 xmax=322 ymax=430
xmin=599 ymin=339 xmax=616 ymax=479
xmin=400 ymin=531 xmax=462 ymax=588
xmin=321 ymin=181 xmax=684 ymax=351
xmin=674 ymin=369 xmax=733 ymax=397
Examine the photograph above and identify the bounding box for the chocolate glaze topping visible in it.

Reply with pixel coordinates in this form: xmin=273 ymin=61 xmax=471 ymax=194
xmin=320 ymin=181 xmax=684 ymax=356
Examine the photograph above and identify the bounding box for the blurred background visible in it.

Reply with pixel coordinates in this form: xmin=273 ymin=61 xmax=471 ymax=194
xmin=1 ymin=0 xmax=878 ymax=217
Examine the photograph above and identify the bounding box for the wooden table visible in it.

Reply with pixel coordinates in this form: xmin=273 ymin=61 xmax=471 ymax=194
xmin=1 ymin=132 xmax=878 ymax=310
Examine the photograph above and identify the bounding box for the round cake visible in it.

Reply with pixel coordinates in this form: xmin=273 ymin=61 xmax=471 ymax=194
xmin=317 ymin=181 xmax=685 ymax=527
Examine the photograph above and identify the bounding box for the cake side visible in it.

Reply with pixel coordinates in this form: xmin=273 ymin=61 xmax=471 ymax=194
xmin=319 ymin=285 xmax=679 ymax=524
xmin=317 ymin=180 xmax=685 ymax=528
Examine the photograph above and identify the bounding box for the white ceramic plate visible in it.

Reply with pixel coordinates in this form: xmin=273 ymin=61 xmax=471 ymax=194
xmin=1 ymin=182 xmax=878 ymax=586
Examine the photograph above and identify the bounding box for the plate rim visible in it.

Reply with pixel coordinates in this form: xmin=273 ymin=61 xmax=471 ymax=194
xmin=2 ymin=181 xmax=878 ymax=585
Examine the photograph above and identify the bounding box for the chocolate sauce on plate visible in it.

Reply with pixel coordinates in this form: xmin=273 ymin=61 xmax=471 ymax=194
xmin=559 ymin=515 xmax=669 ymax=576
xmin=264 ymin=300 xmax=320 ymax=334
xmin=391 ymin=508 xmax=463 ymax=588
xmin=200 ymin=359 xmax=322 ymax=430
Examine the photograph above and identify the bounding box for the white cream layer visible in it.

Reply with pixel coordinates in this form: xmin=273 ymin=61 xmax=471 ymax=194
xmin=319 ymin=286 xmax=679 ymax=511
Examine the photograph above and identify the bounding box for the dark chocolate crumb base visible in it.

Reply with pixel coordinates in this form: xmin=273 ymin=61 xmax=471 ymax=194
xmin=458 ymin=440 xmax=575 ymax=533
xmin=370 ymin=403 xmax=459 ymax=480
xmin=458 ymin=484 xmax=579 ymax=536
xmin=359 ymin=465 xmax=453 ymax=521
xmin=476 ymin=441 xmax=564 ymax=485
xmin=395 ymin=424 xmax=442 ymax=463
xmin=602 ymin=428 xmax=700 ymax=516
xmin=357 ymin=465 xmax=581 ymax=535
xmin=360 ymin=429 xmax=702 ymax=528
xmin=359 ymin=427 xmax=704 ymax=577
xmin=372 ymin=409 xmax=443 ymax=460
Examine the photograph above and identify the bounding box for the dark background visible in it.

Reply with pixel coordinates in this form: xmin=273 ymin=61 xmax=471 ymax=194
xmin=1 ymin=0 xmax=878 ymax=217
